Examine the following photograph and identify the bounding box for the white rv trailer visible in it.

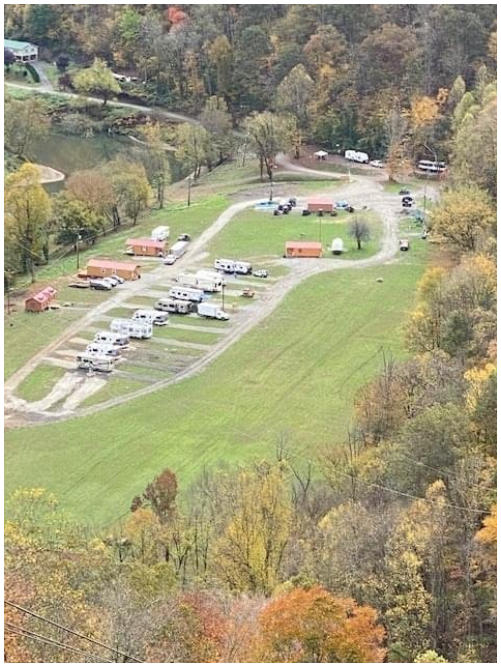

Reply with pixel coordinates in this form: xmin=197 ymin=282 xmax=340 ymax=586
xmin=170 ymin=240 xmax=189 ymax=258
xmin=132 ymin=309 xmax=169 ymax=325
xmin=344 ymin=149 xmax=370 ymax=164
xmin=77 ymin=354 xmax=115 ymax=373
xmin=417 ymin=159 xmax=446 ymax=173
xmin=94 ymin=331 xmax=129 ymax=346
xmin=154 ymin=298 xmax=194 ymax=314
xmin=85 ymin=342 xmax=122 ymax=357
xmin=168 ymin=286 xmax=204 ymax=302
xmin=110 ymin=318 xmax=153 ymax=339
xmin=177 ymin=272 xmax=199 ymax=288
xmin=214 ymin=258 xmax=236 ymax=273
xmin=151 ymin=225 xmax=170 ymax=241
xmin=234 ymin=260 xmax=252 ymax=275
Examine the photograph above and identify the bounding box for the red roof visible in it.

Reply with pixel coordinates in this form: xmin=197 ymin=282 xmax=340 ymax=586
xmin=87 ymin=259 xmax=139 ymax=271
xmin=126 ymin=238 xmax=165 ymax=249
xmin=307 ymin=197 xmax=333 ymax=206
xmin=286 ymin=241 xmax=323 ymax=250
xmin=26 ymin=286 xmax=57 ymax=304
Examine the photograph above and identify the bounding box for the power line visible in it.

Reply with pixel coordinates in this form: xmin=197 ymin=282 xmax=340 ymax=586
xmin=5 ymin=622 xmax=112 ymax=663
xmin=5 ymin=601 xmax=142 ymax=663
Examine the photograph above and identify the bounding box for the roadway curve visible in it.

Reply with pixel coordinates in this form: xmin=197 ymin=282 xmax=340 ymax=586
xmin=5 ymin=173 xmax=436 ymax=426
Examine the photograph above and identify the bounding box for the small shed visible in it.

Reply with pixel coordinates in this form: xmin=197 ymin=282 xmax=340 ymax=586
xmin=330 ymin=238 xmax=344 ymax=255
xmin=86 ymin=259 xmax=141 ymax=280
xmin=25 ymin=286 xmax=57 ymax=313
xmin=285 ymin=241 xmax=323 ymax=258
xmin=126 ymin=238 xmax=166 ymax=257
xmin=314 ymin=150 xmax=328 ymax=160
xmin=307 ymin=197 xmax=333 ymax=213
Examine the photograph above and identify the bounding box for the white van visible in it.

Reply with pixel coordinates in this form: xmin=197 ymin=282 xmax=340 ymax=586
xmin=77 ymin=354 xmax=114 ymax=373
xmin=151 ymin=225 xmax=170 ymax=241
xmin=86 ymin=342 xmax=122 ymax=357
xmin=133 ymin=309 xmax=169 ymax=326
xmin=94 ymin=331 xmax=129 ymax=347
xmin=155 ymin=298 xmax=194 ymax=314
xmin=214 ymin=258 xmax=235 ymax=273
xmin=168 ymin=286 xmax=204 ymax=302
xmin=110 ymin=318 xmax=153 ymax=339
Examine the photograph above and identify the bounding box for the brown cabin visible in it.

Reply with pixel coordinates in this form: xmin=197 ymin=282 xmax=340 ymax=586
xmin=25 ymin=286 xmax=57 ymax=312
xmin=285 ymin=241 xmax=323 ymax=258
xmin=86 ymin=259 xmax=141 ymax=281
xmin=307 ymin=197 xmax=334 ymax=213
xmin=126 ymin=238 xmax=166 ymax=257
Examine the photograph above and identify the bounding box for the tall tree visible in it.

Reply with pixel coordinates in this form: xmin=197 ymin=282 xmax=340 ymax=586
xmin=244 ymin=111 xmax=292 ymax=183
xmin=73 ymin=57 xmax=120 ymax=106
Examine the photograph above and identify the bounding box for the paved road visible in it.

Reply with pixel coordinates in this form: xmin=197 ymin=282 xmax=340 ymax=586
xmin=5 ymin=172 xmax=437 ymax=425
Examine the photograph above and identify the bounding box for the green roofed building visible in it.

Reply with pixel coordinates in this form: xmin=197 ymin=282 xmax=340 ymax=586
xmin=4 ymin=38 xmax=38 ymax=62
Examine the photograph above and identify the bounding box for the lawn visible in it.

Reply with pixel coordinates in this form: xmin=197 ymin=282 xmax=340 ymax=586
xmin=5 ymin=243 xmax=429 ymax=526
xmin=206 ymin=209 xmax=381 ymax=261
xmin=80 ymin=377 xmax=148 ymax=408
xmin=16 ymin=364 xmax=68 ymax=402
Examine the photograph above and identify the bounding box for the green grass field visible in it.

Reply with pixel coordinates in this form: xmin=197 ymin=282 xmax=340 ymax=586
xmin=16 ymin=364 xmax=67 ymax=402
xmin=5 ymin=241 xmax=429 ymax=526
xmin=206 ymin=209 xmax=380 ymax=261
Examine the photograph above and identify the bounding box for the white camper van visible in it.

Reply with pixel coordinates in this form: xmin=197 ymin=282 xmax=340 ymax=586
xmin=151 ymin=225 xmax=170 ymax=241
xmin=133 ymin=309 xmax=169 ymax=326
xmin=168 ymin=286 xmax=204 ymax=302
xmin=110 ymin=318 xmax=153 ymax=339
xmin=197 ymin=302 xmax=229 ymax=320
xmin=94 ymin=331 xmax=129 ymax=347
xmin=214 ymin=258 xmax=236 ymax=273
xmin=77 ymin=354 xmax=115 ymax=373
xmin=154 ymin=298 xmax=194 ymax=314
xmin=344 ymin=149 xmax=369 ymax=164
xmin=86 ymin=342 xmax=122 ymax=357
xmin=330 ymin=238 xmax=344 ymax=255
xmin=196 ymin=269 xmax=225 ymax=287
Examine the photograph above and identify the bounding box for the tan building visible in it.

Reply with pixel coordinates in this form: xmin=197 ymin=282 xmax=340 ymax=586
xmin=126 ymin=238 xmax=166 ymax=257
xmin=285 ymin=241 xmax=323 ymax=258
xmin=307 ymin=197 xmax=333 ymax=213
xmin=86 ymin=259 xmax=141 ymax=280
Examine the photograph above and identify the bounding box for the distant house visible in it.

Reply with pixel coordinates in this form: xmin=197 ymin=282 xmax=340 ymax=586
xmin=86 ymin=259 xmax=141 ymax=281
xmin=25 ymin=286 xmax=57 ymax=312
xmin=307 ymin=197 xmax=333 ymax=213
xmin=4 ymin=39 xmax=38 ymax=62
xmin=285 ymin=241 xmax=323 ymax=258
xmin=126 ymin=238 xmax=166 ymax=257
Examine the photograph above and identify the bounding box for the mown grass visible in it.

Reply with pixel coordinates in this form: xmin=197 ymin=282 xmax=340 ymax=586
xmin=80 ymin=376 xmax=148 ymax=408
xmin=206 ymin=209 xmax=381 ymax=261
xmin=16 ymin=364 xmax=68 ymax=402
xmin=5 ymin=243 xmax=429 ymax=526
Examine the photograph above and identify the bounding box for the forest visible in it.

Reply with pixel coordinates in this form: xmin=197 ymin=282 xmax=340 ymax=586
xmin=3 ymin=3 xmax=498 ymax=664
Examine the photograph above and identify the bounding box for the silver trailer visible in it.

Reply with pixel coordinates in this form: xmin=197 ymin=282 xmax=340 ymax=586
xmin=94 ymin=331 xmax=129 ymax=346
xmin=170 ymin=240 xmax=189 ymax=258
xmin=110 ymin=318 xmax=153 ymax=339
xmin=85 ymin=342 xmax=122 ymax=357
xmin=133 ymin=309 xmax=169 ymax=325
xmin=154 ymin=298 xmax=194 ymax=314
xmin=214 ymin=258 xmax=235 ymax=273
xmin=168 ymin=286 xmax=204 ymax=303
xmin=77 ymin=354 xmax=115 ymax=373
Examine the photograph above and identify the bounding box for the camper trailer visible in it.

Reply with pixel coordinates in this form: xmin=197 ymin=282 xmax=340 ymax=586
xmin=214 ymin=258 xmax=236 ymax=273
xmin=330 ymin=238 xmax=344 ymax=255
xmin=110 ymin=318 xmax=153 ymax=339
xmin=85 ymin=342 xmax=122 ymax=358
xmin=77 ymin=354 xmax=114 ymax=373
xmin=234 ymin=261 xmax=252 ymax=275
xmin=177 ymin=272 xmax=199 ymax=288
xmin=151 ymin=225 xmax=170 ymax=241
xmin=132 ymin=309 xmax=169 ymax=326
xmin=168 ymin=286 xmax=204 ymax=303
xmin=196 ymin=270 xmax=225 ymax=287
xmin=344 ymin=149 xmax=369 ymax=164
xmin=154 ymin=298 xmax=194 ymax=314
xmin=94 ymin=331 xmax=129 ymax=347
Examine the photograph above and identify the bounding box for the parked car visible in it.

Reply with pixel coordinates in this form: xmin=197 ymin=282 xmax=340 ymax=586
xmin=110 ymin=274 xmax=124 ymax=284
xmin=335 ymin=200 xmax=350 ymax=210
xmin=301 ymin=209 xmax=312 ymax=216
xmin=68 ymin=281 xmax=90 ymax=289
xmin=288 ymin=197 xmax=297 ymax=207
xmin=102 ymin=276 xmax=119 ymax=287
xmin=402 ymin=195 xmax=414 ymax=204
xmin=163 ymin=254 xmax=178 ymax=265
xmin=253 ymin=269 xmax=268 ymax=278
xmin=177 ymin=233 xmax=191 ymax=242
xmin=399 ymin=239 xmax=410 ymax=251
xmin=369 ymin=159 xmax=385 ymax=168
xmin=346 ymin=205 xmax=355 ymax=213
xmin=399 ymin=188 xmax=411 ymax=195
xmin=89 ymin=279 xmax=112 ymax=291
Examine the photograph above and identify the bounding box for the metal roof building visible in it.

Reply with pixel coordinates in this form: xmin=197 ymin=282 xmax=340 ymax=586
xmin=4 ymin=38 xmax=38 ymax=61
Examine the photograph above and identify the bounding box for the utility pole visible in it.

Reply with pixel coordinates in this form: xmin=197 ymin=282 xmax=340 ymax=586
xmin=318 ymin=209 xmax=323 ymax=245
xmin=187 ymin=177 xmax=192 ymax=207
xmin=269 ymin=174 xmax=274 ymax=203
xmin=221 ymin=282 xmax=225 ymax=311
xmin=76 ymin=232 xmax=82 ymax=271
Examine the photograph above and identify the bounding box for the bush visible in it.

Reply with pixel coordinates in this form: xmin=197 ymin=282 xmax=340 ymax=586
xmin=25 ymin=62 xmax=40 ymax=83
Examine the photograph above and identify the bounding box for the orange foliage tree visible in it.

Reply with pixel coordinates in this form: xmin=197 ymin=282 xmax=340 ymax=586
xmin=254 ymin=586 xmax=386 ymax=662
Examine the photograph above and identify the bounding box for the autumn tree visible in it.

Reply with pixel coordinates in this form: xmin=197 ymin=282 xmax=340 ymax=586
xmin=53 ymin=194 xmax=104 ymax=246
xmin=5 ymin=94 xmax=50 ymax=158
xmin=4 ymin=163 xmax=52 ymax=281
xmin=133 ymin=468 xmax=178 ymax=524
xmin=428 ymin=185 xmax=495 ymax=252
xmin=244 ymin=111 xmax=292 ymax=183
xmin=106 ymin=158 xmax=151 ymax=225
xmin=199 ymin=96 xmax=234 ymax=165
xmin=275 ymin=64 xmax=314 ymax=128
xmin=255 ymin=586 xmax=386 ymax=662
xmin=140 ymin=122 xmax=171 ymax=209
xmin=176 ymin=122 xmax=213 ymax=178
xmin=67 ymin=168 xmax=119 ymax=227
xmin=73 ymin=57 xmax=120 ymax=106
